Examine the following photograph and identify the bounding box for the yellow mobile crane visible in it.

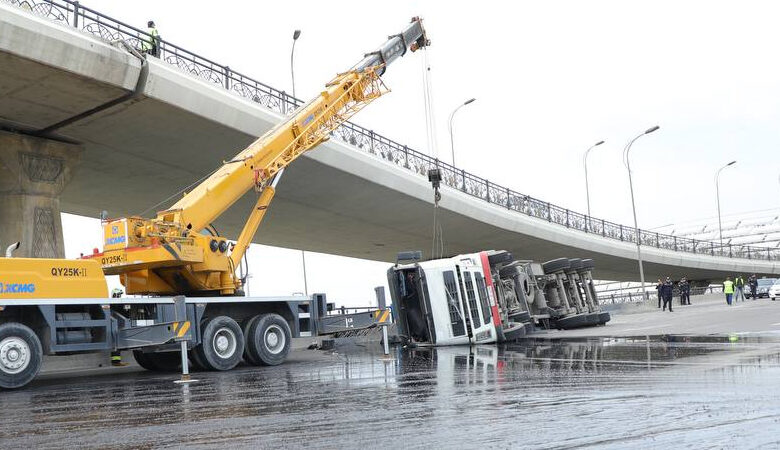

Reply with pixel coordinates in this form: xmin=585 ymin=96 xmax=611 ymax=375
xmin=0 ymin=18 xmax=429 ymax=389
xmin=92 ymin=18 xmax=429 ymax=296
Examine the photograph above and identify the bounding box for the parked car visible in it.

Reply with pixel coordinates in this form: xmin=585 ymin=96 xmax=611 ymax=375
xmin=756 ymin=278 xmax=777 ymax=299
xmin=769 ymin=280 xmax=780 ymax=301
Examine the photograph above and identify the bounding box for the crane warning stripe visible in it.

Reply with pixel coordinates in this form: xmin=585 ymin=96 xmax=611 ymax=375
xmin=377 ymin=310 xmax=390 ymax=323
xmin=177 ymin=321 xmax=191 ymax=338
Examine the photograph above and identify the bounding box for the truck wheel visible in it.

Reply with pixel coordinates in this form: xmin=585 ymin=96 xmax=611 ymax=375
xmin=242 ymin=316 xmax=261 ymax=366
xmin=0 ymin=323 xmax=42 ymax=390
xmin=487 ymin=251 xmax=513 ymax=266
xmin=193 ymin=316 xmax=244 ymax=371
xmin=245 ymin=313 xmax=291 ymax=366
xmin=542 ymin=258 xmax=570 ymax=274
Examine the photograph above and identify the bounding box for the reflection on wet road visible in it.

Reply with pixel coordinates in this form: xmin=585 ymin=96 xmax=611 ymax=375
xmin=2 ymin=336 xmax=780 ymax=448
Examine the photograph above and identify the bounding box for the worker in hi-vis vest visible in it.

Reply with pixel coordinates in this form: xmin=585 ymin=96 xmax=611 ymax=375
xmin=734 ymin=275 xmax=745 ymax=302
xmin=723 ymin=277 xmax=735 ymax=306
xmin=141 ymin=20 xmax=161 ymax=57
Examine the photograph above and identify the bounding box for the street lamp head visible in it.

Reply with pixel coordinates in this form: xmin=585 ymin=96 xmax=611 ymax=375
xmin=644 ymin=125 xmax=660 ymax=134
xmin=727 ymin=160 xmax=737 ymax=166
xmin=595 ymin=140 xmax=605 ymax=146
xmin=293 ymin=29 xmax=301 ymax=40
xmin=464 ymin=98 xmax=476 ymax=105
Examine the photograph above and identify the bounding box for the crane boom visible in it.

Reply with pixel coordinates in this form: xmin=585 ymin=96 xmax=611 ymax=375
xmin=89 ymin=18 xmax=429 ymax=296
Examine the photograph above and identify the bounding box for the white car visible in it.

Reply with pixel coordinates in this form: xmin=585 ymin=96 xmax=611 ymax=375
xmin=770 ymin=280 xmax=780 ymax=301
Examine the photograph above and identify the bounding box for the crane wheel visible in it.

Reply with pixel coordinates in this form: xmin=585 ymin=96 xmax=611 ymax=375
xmin=132 ymin=350 xmax=181 ymax=372
xmin=188 ymin=347 xmax=208 ymax=371
xmin=245 ymin=313 xmax=291 ymax=366
xmin=0 ymin=322 xmax=43 ymax=390
xmin=193 ymin=316 xmax=244 ymax=371
xmin=242 ymin=315 xmax=262 ymax=366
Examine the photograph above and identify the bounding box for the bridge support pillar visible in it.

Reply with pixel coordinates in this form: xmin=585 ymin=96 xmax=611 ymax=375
xmin=0 ymin=131 xmax=82 ymax=258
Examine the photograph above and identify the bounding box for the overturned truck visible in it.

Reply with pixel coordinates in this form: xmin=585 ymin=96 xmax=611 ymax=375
xmin=388 ymin=250 xmax=610 ymax=346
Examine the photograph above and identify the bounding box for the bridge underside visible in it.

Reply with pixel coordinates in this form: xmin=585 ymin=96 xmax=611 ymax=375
xmin=1 ymin=4 xmax=777 ymax=283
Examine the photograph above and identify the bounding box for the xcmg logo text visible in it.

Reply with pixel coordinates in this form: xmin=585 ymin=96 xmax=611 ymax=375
xmin=0 ymin=282 xmax=36 ymax=294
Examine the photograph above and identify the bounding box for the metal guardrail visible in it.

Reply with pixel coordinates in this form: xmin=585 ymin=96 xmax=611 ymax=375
xmin=6 ymin=0 xmax=780 ymax=263
xmin=598 ymin=285 xmax=724 ymax=304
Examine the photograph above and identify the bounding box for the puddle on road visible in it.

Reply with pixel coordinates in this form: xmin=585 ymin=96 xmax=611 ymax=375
xmin=2 ymin=336 xmax=780 ymax=448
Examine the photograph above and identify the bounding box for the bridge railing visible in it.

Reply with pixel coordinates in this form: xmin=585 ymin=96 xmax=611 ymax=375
xmin=7 ymin=0 xmax=780 ymax=263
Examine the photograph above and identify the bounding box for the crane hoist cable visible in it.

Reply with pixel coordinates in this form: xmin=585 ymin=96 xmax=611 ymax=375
xmin=419 ymin=48 xmax=447 ymax=259
xmin=421 ymin=48 xmax=439 ymax=160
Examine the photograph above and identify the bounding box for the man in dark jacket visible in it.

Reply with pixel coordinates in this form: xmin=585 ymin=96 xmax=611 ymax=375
xmin=679 ymin=277 xmax=691 ymax=305
xmin=749 ymin=274 xmax=758 ymax=300
xmin=656 ymin=278 xmax=663 ymax=308
xmin=661 ymin=277 xmax=674 ymax=312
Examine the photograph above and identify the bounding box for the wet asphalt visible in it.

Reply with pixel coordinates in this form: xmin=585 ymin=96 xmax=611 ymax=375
xmin=2 ymin=336 xmax=780 ymax=449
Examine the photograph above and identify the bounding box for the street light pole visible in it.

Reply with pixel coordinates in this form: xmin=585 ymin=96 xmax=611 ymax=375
xmin=291 ymin=29 xmax=301 ymax=98
xmin=715 ymin=160 xmax=737 ymax=249
xmin=448 ymin=98 xmax=476 ymax=166
xmin=290 ymin=29 xmax=308 ymax=296
xmin=623 ymin=125 xmax=660 ymax=301
xmin=583 ymin=140 xmax=605 ymax=219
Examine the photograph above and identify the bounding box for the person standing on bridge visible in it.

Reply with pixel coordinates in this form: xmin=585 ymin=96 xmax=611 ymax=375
xmin=661 ymin=277 xmax=674 ymax=312
xmin=141 ymin=20 xmax=161 ymax=57
xmin=734 ymin=275 xmax=745 ymax=302
xmin=723 ymin=277 xmax=735 ymax=306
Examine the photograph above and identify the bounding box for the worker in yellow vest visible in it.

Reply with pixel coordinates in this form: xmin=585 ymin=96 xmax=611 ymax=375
xmin=141 ymin=20 xmax=161 ymax=57
xmin=723 ymin=277 xmax=735 ymax=306
xmin=734 ymin=275 xmax=745 ymax=302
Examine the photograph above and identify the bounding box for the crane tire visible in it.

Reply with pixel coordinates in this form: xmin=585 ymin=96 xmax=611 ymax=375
xmin=133 ymin=350 xmax=181 ymax=372
xmin=242 ymin=315 xmax=262 ymax=366
xmin=245 ymin=313 xmax=291 ymax=366
xmin=188 ymin=348 xmax=208 ymax=371
xmin=133 ymin=350 xmax=158 ymax=371
xmin=0 ymin=322 xmax=42 ymax=390
xmin=193 ymin=316 xmax=244 ymax=371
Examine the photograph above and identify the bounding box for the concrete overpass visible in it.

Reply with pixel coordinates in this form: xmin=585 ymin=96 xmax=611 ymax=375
xmin=1 ymin=0 xmax=778 ymax=282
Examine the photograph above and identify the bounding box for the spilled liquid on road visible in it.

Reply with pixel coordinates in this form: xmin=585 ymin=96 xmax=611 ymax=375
xmin=2 ymin=336 xmax=780 ymax=448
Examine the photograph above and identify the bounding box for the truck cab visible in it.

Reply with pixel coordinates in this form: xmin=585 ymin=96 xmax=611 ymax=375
xmin=388 ymin=253 xmax=498 ymax=346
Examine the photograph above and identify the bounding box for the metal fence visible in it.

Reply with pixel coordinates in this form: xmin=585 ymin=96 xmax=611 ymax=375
xmin=598 ymin=285 xmax=724 ymax=304
xmin=6 ymin=0 xmax=780 ymax=263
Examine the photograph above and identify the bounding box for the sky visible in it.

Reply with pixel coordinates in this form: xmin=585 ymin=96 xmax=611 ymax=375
xmin=63 ymin=0 xmax=780 ymax=305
